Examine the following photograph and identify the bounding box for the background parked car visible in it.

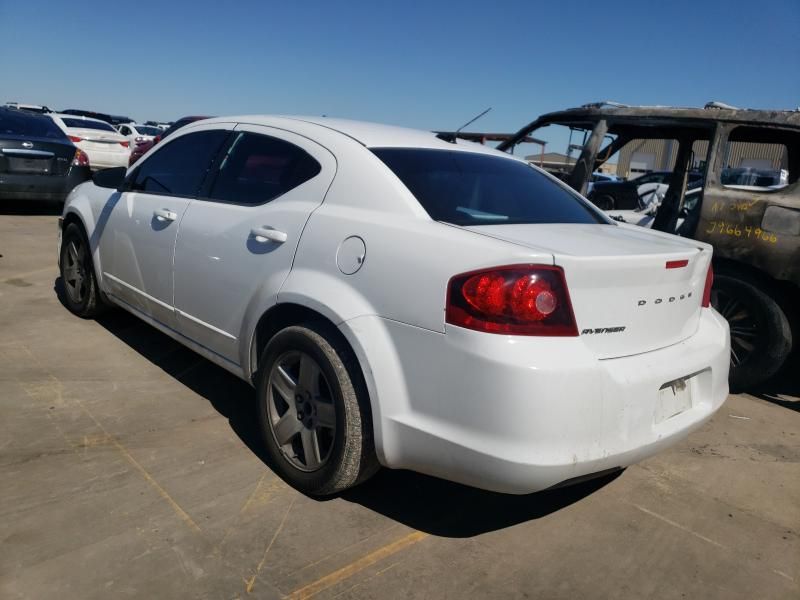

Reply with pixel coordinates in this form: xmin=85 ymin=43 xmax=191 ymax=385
xmin=60 ymin=109 xmax=133 ymax=126
xmin=144 ymin=120 xmax=172 ymax=130
xmin=48 ymin=113 xmax=130 ymax=170
xmin=5 ymin=102 xmax=53 ymax=114
xmin=157 ymin=115 xmax=211 ymax=142
xmin=585 ymin=171 xmax=621 ymax=196
xmin=116 ymin=123 xmax=162 ymax=145
xmin=129 ymin=115 xmax=210 ymax=165
xmin=0 ymin=107 xmax=90 ymax=204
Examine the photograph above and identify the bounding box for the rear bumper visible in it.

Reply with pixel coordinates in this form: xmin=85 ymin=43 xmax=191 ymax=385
xmin=78 ymin=144 xmax=129 ymax=171
xmin=88 ymin=156 xmax=129 ymax=171
xmin=0 ymin=167 xmax=90 ymax=202
xmin=343 ymin=308 xmax=730 ymax=494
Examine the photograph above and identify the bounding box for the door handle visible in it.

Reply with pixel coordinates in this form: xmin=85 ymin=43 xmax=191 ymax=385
xmin=153 ymin=208 xmax=177 ymax=222
xmin=251 ymin=227 xmax=288 ymax=244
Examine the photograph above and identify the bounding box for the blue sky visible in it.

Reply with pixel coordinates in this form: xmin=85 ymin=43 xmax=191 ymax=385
xmin=2 ymin=0 xmax=798 ymax=154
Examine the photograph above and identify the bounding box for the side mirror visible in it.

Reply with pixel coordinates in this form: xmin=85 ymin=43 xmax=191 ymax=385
xmin=92 ymin=167 xmax=127 ymax=190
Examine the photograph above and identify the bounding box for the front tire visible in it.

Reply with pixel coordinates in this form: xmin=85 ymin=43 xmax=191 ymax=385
xmin=256 ymin=323 xmax=378 ymax=495
xmin=59 ymin=222 xmax=107 ymax=318
xmin=711 ymin=274 xmax=792 ymax=392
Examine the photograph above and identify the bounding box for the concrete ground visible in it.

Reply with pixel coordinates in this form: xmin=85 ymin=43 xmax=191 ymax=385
xmin=1 ymin=206 xmax=798 ymax=600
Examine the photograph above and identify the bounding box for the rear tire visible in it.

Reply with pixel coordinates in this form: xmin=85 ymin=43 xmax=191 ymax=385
xmin=59 ymin=222 xmax=107 ymax=318
xmin=256 ymin=323 xmax=379 ymax=495
xmin=711 ymin=274 xmax=792 ymax=392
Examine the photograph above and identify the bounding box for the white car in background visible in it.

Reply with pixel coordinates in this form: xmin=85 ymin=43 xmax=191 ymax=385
xmin=116 ymin=123 xmax=163 ymax=145
xmin=48 ymin=113 xmax=130 ymax=170
xmin=58 ymin=116 xmax=730 ymax=496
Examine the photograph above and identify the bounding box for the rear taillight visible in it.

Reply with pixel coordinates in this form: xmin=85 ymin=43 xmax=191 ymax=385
xmin=702 ymin=264 xmax=714 ymax=308
xmin=153 ymin=135 xmax=161 ymax=144
xmin=68 ymin=135 xmax=82 ymax=143
xmin=119 ymin=141 xmax=129 ymax=148
xmin=446 ymin=265 xmax=578 ymax=336
xmin=72 ymin=149 xmax=90 ymax=167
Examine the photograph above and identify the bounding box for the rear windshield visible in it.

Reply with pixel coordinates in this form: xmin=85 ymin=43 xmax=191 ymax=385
xmin=134 ymin=125 xmax=162 ymax=136
xmin=0 ymin=110 xmax=66 ymax=139
xmin=61 ymin=118 xmax=117 ymax=132
xmin=372 ymin=148 xmax=605 ymax=226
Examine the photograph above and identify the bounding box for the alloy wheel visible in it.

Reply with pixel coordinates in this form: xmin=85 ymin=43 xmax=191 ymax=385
xmin=266 ymin=350 xmax=337 ymax=472
xmin=63 ymin=238 xmax=88 ymax=305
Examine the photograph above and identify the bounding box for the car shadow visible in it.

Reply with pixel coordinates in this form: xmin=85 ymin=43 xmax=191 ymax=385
xmin=338 ymin=468 xmax=621 ymax=537
xmin=0 ymin=199 xmax=62 ymax=216
xmin=57 ymin=284 xmax=622 ymax=536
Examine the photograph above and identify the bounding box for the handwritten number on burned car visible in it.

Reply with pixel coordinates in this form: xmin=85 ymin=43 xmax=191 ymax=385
xmin=58 ymin=116 xmax=730 ymax=495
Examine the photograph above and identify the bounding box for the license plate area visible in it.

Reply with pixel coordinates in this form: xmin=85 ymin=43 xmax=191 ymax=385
xmin=655 ymin=375 xmax=694 ymax=423
xmin=7 ymin=156 xmax=52 ymax=174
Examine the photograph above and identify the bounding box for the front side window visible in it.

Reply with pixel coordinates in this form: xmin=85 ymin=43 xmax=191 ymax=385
xmin=372 ymin=148 xmax=606 ymax=226
xmin=131 ymin=130 xmax=229 ymax=197
xmin=204 ymin=132 xmax=321 ymax=205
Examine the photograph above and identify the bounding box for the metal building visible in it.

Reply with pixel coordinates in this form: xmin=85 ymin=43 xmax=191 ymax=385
xmin=616 ymin=138 xmax=787 ymax=177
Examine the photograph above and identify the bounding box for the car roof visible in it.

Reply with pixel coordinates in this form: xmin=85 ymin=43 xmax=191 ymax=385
xmin=200 ymin=115 xmax=507 ymax=155
xmin=536 ymin=101 xmax=800 ymax=128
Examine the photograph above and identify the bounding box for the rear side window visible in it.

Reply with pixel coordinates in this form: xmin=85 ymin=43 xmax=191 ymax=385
xmin=131 ymin=130 xmax=229 ymax=197
xmin=372 ymin=148 xmax=605 ymax=226
xmin=0 ymin=110 xmax=66 ymax=139
xmin=60 ymin=118 xmax=117 ymax=132
xmin=720 ymin=126 xmax=793 ymax=190
xmin=204 ymin=132 xmax=321 ymax=205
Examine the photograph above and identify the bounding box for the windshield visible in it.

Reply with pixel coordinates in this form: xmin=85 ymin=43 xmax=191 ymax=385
xmin=372 ymin=148 xmax=606 ymax=226
xmin=60 ymin=118 xmax=117 ymax=132
xmin=0 ymin=110 xmax=66 ymax=139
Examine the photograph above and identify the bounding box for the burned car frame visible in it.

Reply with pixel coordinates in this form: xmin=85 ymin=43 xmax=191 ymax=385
xmin=499 ymin=102 xmax=800 ymax=390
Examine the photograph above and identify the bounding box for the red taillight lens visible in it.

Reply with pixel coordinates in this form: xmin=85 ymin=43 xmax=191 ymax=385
xmin=153 ymin=135 xmax=161 ymax=144
xmin=68 ymin=135 xmax=82 ymax=143
xmin=702 ymin=264 xmax=714 ymax=308
xmin=447 ymin=265 xmax=578 ymax=336
xmin=119 ymin=141 xmax=129 ymax=148
xmin=72 ymin=149 xmax=90 ymax=167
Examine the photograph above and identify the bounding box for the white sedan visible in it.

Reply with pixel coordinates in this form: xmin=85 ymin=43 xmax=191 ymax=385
xmin=57 ymin=116 xmax=730 ymax=495
xmin=116 ymin=122 xmax=163 ymax=145
xmin=49 ymin=113 xmax=130 ymax=170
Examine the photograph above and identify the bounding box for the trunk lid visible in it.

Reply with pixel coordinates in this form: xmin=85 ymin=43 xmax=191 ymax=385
xmin=0 ymin=134 xmax=76 ymax=177
xmin=69 ymin=128 xmax=127 ymax=149
xmin=462 ymin=223 xmax=710 ymax=359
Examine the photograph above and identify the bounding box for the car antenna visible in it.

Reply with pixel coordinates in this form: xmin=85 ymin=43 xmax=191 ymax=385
xmin=437 ymin=107 xmax=491 ymax=143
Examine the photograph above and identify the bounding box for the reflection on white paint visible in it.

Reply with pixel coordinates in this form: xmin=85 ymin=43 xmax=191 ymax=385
xmin=126 ymin=192 xmax=135 ymax=218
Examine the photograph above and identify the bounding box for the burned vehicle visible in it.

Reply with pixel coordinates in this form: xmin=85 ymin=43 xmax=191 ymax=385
xmin=498 ymin=102 xmax=799 ymax=391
